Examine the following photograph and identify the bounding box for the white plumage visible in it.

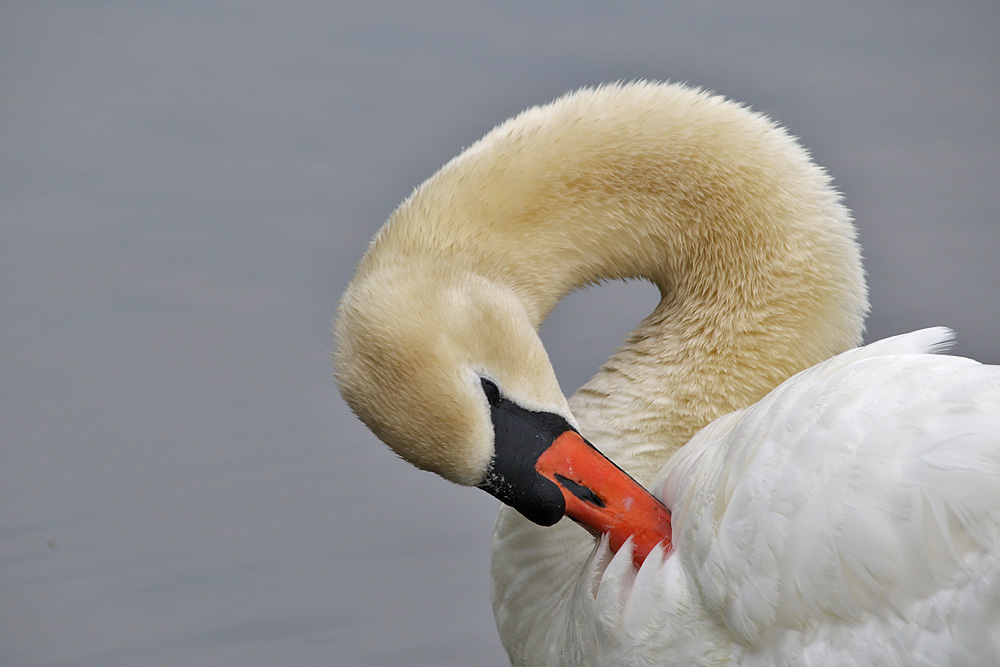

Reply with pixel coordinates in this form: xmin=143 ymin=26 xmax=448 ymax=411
xmin=335 ymin=81 xmax=1000 ymax=665
xmin=583 ymin=328 xmax=1000 ymax=665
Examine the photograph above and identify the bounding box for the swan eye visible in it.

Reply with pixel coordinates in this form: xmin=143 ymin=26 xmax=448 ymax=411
xmin=480 ymin=378 xmax=502 ymax=407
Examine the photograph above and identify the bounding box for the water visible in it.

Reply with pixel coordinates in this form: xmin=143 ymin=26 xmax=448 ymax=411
xmin=2 ymin=2 xmax=997 ymax=665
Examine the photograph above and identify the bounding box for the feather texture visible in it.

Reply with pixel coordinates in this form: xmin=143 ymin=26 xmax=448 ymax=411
xmin=580 ymin=328 xmax=1000 ymax=665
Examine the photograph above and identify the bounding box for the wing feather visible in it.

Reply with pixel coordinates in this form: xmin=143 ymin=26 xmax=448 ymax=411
xmin=591 ymin=330 xmax=1000 ymax=664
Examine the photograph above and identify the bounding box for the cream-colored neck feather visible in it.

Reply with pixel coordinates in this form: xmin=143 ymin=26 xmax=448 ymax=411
xmin=361 ymin=81 xmax=866 ymax=483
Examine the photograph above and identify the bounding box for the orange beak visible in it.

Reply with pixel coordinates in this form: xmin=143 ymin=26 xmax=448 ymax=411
xmin=536 ymin=430 xmax=672 ymax=567
xmin=476 ymin=378 xmax=671 ymax=568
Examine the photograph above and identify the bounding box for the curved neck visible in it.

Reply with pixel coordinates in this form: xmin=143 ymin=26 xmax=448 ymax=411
xmin=370 ymin=84 xmax=867 ymax=481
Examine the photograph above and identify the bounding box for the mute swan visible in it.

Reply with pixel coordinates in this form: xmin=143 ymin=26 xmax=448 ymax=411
xmin=335 ymin=81 xmax=1000 ymax=665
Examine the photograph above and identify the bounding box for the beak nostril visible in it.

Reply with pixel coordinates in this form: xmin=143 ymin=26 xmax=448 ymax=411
xmin=554 ymin=474 xmax=605 ymax=508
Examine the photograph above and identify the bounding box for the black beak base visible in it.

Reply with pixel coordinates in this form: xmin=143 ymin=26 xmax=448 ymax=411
xmin=475 ymin=380 xmax=569 ymax=526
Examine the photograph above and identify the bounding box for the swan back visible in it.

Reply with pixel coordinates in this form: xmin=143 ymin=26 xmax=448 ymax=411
xmin=577 ymin=328 xmax=1000 ymax=664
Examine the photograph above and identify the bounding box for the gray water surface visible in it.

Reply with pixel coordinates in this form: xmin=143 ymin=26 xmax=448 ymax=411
xmin=3 ymin=3 xmax=998 ymax=665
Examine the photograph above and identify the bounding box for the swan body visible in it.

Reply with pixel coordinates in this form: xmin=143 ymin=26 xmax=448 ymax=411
xmin=335 ymin=82 xmax=1000 ymax=665
xmin=586 ymin=328 xmax=1000 ymax=665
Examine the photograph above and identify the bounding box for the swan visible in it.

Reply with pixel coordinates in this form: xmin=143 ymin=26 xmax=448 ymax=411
xmin=334 ymin=81 xmax=1000 ymax=665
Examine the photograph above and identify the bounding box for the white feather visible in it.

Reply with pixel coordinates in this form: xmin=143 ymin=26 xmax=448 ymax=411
xmin=595 ymin=328 xmax=1000 ymax=665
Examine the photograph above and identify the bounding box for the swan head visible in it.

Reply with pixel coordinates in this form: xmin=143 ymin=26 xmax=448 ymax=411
xmin=335 ymin=257 xmax=565 ymax=487
xmin=335 ymin=255 xmax=671 ymax=554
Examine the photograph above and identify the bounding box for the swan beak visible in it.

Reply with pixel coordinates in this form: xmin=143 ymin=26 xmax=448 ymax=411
xmin=536 ymin=430 xmax=673 ymax=567
xmin=476 ymin=384 xmax=671 ymax=567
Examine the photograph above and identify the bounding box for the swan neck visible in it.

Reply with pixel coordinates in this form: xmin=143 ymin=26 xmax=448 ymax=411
xmin=369 ymin=84 xmax=867 ymax=476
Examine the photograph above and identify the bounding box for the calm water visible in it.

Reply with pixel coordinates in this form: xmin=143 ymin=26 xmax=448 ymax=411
xmin=2 ymin=3 xmax=998 ymax=665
